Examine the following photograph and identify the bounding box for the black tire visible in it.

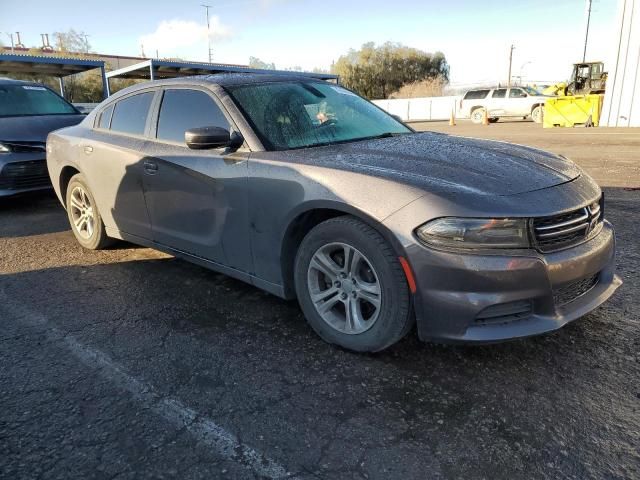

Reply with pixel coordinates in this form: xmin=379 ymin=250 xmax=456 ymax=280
xmin=294 ymin=215 xmax=413 ymax=352
xmin=65 ymin=173 xmax=113 ymax=250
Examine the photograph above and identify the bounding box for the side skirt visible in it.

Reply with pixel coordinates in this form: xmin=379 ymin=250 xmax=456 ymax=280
xmin=105 ymin=227 xmax=288 ymax=299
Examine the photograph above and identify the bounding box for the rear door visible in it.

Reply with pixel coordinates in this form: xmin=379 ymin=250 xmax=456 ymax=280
xmin=81 ymin=90 xmax=155 ymax=239
xmin=141 ymin=87 xmax=251 ymax=272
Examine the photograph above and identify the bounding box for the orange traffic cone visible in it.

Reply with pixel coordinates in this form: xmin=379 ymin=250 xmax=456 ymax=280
xmin=449 ymin=109 xmax=456 ymax=126
xmin=482 ymin=108 xmax=489 ymax=126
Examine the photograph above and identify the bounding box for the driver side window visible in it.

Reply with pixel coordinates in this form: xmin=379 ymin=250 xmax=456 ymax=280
xmin=509 ymin=88 xmax=526 ymax=98
xmin=156 ymin=89 xmax=230 ymax=144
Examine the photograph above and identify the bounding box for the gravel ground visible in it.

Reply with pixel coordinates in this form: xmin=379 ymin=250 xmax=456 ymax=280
xmin=1 ymin=186 xmax=639 ymax=478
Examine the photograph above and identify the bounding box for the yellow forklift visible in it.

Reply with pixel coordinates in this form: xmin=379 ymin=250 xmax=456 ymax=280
xmin=542 ymin=62 xmax=607 ymax=96
xmin=542 ymin=61 xmax=607 ymax=127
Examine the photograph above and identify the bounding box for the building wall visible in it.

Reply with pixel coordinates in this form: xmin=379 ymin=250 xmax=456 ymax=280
xmin=601 ymin=0 xmax=640 ymax=127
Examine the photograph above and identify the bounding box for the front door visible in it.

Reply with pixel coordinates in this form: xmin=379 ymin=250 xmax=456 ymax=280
xmin=506 ymin=88 xmax=530 ymax=116
xmin=141 ymin=87 xmax=251 ymax=273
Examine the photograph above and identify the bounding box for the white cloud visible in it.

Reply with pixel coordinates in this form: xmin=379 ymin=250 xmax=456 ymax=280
xmin=139 ymin=19 xmax=232 ymax=58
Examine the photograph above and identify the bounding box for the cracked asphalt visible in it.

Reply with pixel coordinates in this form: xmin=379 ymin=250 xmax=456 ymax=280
xmin=1 ymin=186 xmax=639 ymax=479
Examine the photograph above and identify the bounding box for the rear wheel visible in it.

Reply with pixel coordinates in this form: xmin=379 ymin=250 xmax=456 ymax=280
xmin=531 ymin=105 xmax=544 ymax=123
xmin=294 ymin=216 xmax=413 ymax=352
xmin=66 ymin=174 xmax=113 ymax=250
xmin=470 ymin=108 xmax=486 ymax=124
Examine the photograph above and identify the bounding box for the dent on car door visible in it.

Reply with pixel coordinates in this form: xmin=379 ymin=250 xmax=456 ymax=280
xmin=83 ymin=92 xmax=154 ymax=239
xmin=141 ymin=87 xmax=251 ymax=273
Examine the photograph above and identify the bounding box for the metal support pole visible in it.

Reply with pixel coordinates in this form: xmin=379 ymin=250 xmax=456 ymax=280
xmin=583 ymin=0 xmax=592 ymax=62
xmin=101 ymin=66 xmax=110 ymax=99
xmin=58 ymin=77 xmax=65 ymax=98
xmin=507 ymin=44 xmax=515 ymax=87
xmin=149 ymin=62 xmax=155 ymax=81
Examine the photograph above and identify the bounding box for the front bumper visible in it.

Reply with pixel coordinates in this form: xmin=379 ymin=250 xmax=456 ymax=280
xmin=0 ymin=152 xmax=52 ymax=197
xmin=403 ymin=221 xmax=621 ymax=343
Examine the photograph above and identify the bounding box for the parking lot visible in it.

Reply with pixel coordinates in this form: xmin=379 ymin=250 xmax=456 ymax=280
xmin=1 ymin=124 xmax=639 ymax=479
xmin=415 ymin=120 xmax=640 ymax=189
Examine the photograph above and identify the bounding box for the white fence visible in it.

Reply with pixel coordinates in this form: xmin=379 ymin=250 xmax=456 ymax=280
xmin=373 ymin=96 xmax=461 ymax=122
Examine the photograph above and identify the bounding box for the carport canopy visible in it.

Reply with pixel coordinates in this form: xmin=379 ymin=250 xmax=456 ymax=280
xmin=0 ymin=53 xmax=108 ymax=99
xmin=105 ymin=59 xmax=339 ymax=87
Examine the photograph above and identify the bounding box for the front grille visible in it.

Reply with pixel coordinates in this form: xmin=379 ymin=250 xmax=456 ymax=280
xmin=553 ymin=273 xmax=599 ymax=307
xmin=0 ymin=160 xmax=51 ymax=190
xmin=3 ymin=141 xmax=46 ymax=153
xmin=475 ymin=300 xmax=533 ymax=325
xmin=532 ymin=197 xmax=603 ymax=252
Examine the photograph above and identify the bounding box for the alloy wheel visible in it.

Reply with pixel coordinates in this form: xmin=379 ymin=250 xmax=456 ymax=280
xmin=307 ymin=242 xmax=382 ymax=335
xmin=69 ymin=185 xmax=95 ymax=240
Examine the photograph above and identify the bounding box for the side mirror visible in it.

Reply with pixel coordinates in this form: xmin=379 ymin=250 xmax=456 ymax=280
xmin=391 ymin=114 xmax=405 ymax=123
xmin=185 ymin=126 xmax=243 ymax=150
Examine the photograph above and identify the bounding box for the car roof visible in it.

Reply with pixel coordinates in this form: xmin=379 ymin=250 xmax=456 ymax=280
xmin=138 ymin=73 xmax=329 ymax=89
xmin=0 ymin=77 xmax=46 ymax=86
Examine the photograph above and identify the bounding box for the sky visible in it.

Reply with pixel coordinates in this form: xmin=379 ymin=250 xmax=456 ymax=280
xmin=1 ymin=0 xmax=619 ymax=86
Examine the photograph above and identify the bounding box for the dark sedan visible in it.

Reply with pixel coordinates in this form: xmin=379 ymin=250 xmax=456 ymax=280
xmin=46 ymin=74 xmax=621 ymax=352
xmin=0 ymin=78 xmax=85 ymax=196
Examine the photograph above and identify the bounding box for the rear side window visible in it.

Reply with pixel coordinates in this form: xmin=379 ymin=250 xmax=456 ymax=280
xmin=156 ymin=89 xmax=230 ymax=144
xmin=110 ymin=92 xmax=154 ymax=136
xmin=97 ymin=104 xmax=114 ymax=129
xmin=463 ymin=90 xmax=490 ymax=100
xmin=492 ymin=89 xmax=507 ymax=98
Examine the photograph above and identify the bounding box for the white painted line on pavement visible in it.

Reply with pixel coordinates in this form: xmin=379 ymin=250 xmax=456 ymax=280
xmin=1 ymin=292 xmax=292 ymax=479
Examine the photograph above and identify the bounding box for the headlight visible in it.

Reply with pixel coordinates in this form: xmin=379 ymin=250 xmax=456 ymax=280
xmin=0 ymin=143 xmax=11 ymax=153
xmin=416 ymin=217 xmax=530 ymax=249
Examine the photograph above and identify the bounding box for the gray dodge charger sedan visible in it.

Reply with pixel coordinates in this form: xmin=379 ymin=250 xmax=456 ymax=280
xmin=46 ymin=74 xmax=621 ymax=352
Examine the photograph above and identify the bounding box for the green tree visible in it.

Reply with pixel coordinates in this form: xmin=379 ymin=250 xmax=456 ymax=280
xmin=53 ymin=29 xmax=91 ymax=54
xmin=332 ymin=42 xmax=449 ymax=99
xmin=248 ymin=56 xmax=276 ymax=70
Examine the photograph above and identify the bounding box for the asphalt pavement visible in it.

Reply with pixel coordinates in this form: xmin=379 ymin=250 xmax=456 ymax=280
xmin=1 ymin=189 xmax=639 ymax=480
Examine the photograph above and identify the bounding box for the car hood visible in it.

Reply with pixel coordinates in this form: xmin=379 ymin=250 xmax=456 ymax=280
xmin=272 ymin=132 xmax=581 ymax=196
xmin=0 ymin=114 xmax=85 ymax=142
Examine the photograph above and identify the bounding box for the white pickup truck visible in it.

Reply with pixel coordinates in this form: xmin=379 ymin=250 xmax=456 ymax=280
xmin=459 ymin=86 xmax=548 ymax=124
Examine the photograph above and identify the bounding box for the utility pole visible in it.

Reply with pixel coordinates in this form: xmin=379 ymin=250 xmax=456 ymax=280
xmin=583 ymin=0 xmax=592 ymax=62
xmin=507 ymin=44 xmax=515 ymax=87
xmin=201 ymin=4 xmax=213 ymax=63
xmin=5 ymin=33 xmax=15 ymax=53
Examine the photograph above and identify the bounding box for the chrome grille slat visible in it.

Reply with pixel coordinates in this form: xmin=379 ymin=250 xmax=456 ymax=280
xmin=532 ymin=198 xmax=603 ymax=252
xmin=536 ymin=222 xmax=589 ymax=239
xmin=534 ymin=211 xmax=589 ymax=231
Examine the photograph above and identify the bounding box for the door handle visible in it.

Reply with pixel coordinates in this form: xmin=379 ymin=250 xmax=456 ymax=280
xmin=143 ymin=160 xmax=158 ymax=174
xmin=83 ymin=145 xmax=93 ymax=154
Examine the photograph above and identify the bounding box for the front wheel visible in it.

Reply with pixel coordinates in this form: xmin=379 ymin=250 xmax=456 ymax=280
xmin=65 ymin=174 xmax=113 ymax=250
xmin=294 ymin=216 xmax=413 ymax=352
xmin=531 ymin=106 xmax=544 ymax=123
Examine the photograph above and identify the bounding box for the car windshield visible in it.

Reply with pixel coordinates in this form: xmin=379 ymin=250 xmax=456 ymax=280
xmin=225 ymin=81 xmax=411 ymax=150
xmin=0 ymin=84 xmax=78 ymax=117
xmin=523 ymin=86 xmax=543 ymax=96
